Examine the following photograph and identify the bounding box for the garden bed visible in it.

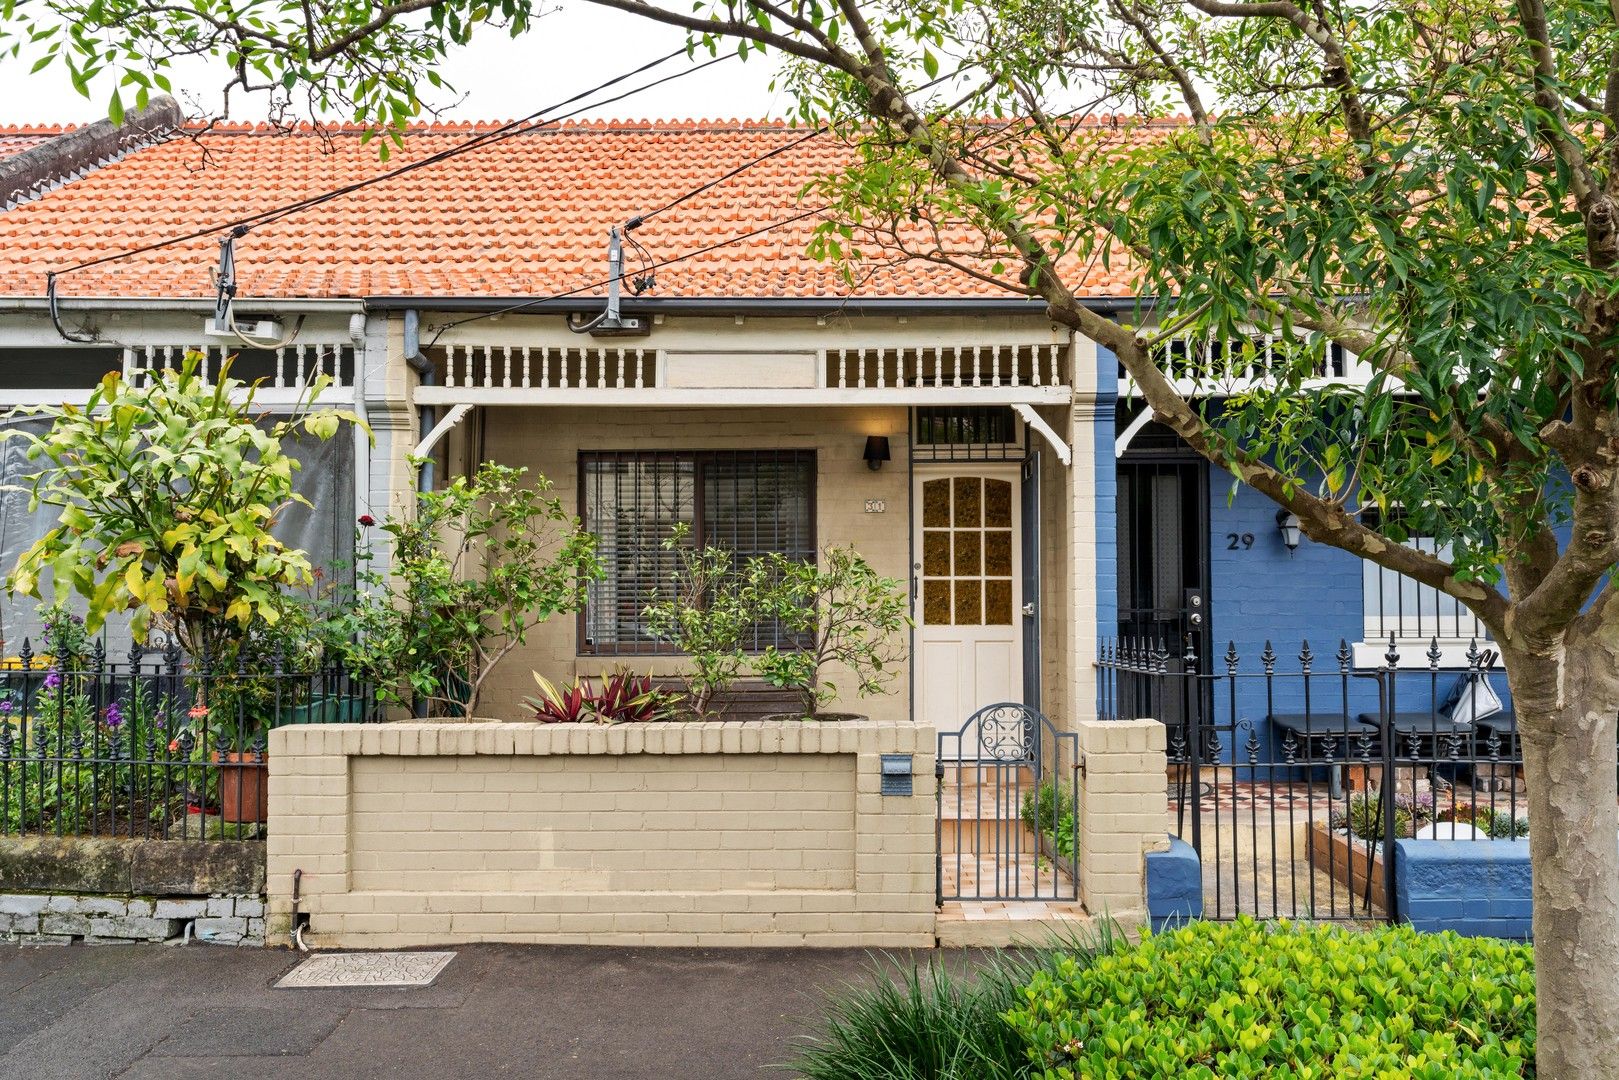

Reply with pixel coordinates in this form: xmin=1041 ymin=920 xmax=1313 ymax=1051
xmin=1307 ymin=821 xmax=1388 ymax=911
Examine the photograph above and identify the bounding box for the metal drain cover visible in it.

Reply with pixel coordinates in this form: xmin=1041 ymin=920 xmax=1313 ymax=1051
xmin=276 ymin=951 xmax=456 ymax=989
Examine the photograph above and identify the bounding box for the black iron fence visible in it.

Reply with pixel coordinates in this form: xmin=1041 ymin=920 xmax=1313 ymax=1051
xmin=1098 ymin=635 xmax=1550 ymax=922
xmin=0 ymin=640 xmax=377 ymax=842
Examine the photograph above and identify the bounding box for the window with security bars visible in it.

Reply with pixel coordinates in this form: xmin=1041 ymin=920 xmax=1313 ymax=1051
xmin=579 ymin=449 xmax=816 ymax=653
xmin=1358 ymin=511 xmax=1490 ymax=644
xmin=915 ymin=406 xmax=1017 ymax=446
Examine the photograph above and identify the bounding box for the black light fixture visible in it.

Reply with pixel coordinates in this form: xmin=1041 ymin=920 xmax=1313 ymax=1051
xmin=1276 ymin=509 xmax=1302 ymax=553
xmin=863 ymin=435 xmax=891 ymax=471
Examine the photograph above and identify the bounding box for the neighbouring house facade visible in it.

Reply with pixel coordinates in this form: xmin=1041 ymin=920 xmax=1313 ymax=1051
xmin=0 ymin=101 xmax=1491 ymax=736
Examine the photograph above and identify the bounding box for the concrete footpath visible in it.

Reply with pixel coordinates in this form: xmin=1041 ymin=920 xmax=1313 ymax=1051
xmin=0 ymin=942 xmax=922 ymax=1080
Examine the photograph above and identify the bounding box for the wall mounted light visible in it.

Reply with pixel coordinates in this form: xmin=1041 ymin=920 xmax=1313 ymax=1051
xmin=1276 ymin=509 xmax=1302 ymax=554
xmin=863 ymin=435 xmax=891 ymax=472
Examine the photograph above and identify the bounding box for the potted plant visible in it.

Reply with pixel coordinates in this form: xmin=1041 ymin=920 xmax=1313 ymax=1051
xmin=323 ymin=462 xmax=601 ymax=719
xmin=200 ymin=605 xmax=331 ymax=822
xmin=2 ymin=353 xmax=365 ymax=822
xmin=748 ymin=545 xmax=910 ymax=720
xmin=642 ymin=524 xmax=757 ymax=718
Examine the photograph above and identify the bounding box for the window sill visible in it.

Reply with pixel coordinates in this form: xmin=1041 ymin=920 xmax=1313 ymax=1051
xmin=1351 ymin=639 xmax=1493 ymax=670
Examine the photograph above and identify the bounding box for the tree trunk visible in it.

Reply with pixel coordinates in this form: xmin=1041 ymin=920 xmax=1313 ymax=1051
xmin=1504 ymin=628 xmax=1619 ymax=1079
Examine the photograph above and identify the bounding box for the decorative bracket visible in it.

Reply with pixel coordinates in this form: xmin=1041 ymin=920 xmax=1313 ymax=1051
xmin=411 ymin=402 xmax=473 ymax=458
xmin=1114 ymin=404 xmax=1154 ymax=458
xmin=1011 ymin=403 xmax=1072 ymax=466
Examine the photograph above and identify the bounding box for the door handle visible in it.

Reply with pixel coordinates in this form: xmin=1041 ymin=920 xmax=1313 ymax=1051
xmin=1022 ymin=602 xmax=1035 ymax=618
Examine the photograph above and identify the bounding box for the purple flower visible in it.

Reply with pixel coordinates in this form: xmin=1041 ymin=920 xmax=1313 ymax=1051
xmin=0 ymin=699 xmax=12 ymax=714
xmin=103 ymin=702 xmax=124 ymax=729
xmin=43 ymin=668 xmax=61 ymax=690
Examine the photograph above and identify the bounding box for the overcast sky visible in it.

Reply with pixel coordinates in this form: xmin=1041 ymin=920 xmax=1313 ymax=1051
xmin=0 ymin=5 xmax=788 ymax=125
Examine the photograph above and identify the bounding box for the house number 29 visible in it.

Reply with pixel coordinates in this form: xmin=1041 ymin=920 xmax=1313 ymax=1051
xmin=1226 ymin=532 xmax=1256 ymax=550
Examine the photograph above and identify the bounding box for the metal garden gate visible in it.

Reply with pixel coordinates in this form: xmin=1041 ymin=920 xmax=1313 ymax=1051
xmin=936 ymin=702 xmax=1079 ymax=903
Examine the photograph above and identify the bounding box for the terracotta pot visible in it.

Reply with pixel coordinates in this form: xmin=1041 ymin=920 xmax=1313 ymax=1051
xmin=213 ymin=750 xmax=268 ymax=824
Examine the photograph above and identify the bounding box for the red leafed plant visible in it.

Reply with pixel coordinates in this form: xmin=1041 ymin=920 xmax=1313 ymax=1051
xmin=527 ymin=669 xmax=673 ymax=724
xmin=594 ymin=668 xmax=672 ymax=723
xmin=527 ymin=673 xmax=591 ymax=723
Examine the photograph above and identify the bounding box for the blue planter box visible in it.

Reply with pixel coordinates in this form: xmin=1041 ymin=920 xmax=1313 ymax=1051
xmin=1394 ymin=839 xmax=1532 ymax=940
xmin=1146 ymin=836 xmax=1203 ymax=931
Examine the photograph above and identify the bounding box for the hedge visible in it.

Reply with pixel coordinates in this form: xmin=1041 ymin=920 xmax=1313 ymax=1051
xmin=1006 ymin=918 xmax=1535 ymax=1078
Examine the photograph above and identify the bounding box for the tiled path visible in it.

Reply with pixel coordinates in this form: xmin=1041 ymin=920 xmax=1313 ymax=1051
xmin=937 ymin=767 xmax=1089 ymax=945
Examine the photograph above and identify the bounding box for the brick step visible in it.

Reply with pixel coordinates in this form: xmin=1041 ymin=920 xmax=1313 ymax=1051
xmin=939 ymin=817 xmax=1038 ymax=857
xmin=937 ymin=765 xmax=1041 ymax=823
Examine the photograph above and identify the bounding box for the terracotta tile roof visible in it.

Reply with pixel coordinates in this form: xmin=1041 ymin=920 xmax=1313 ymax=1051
xmin=2 ymin=118 xmax=1171 ymax=303
xmin=0 ymin=126 xmax=71 ymax=162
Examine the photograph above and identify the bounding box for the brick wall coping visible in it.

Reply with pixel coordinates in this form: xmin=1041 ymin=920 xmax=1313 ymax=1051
xmin=269 ymin=718 xmax=932 ymax=759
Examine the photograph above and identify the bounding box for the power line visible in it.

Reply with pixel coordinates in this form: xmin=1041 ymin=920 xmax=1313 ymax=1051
xmin=427 ymin=61 xmax=992 ymax=341
xmin=627 ymin=125 xmax=827 ymax=230
xmin=625 ymin=60 xmax=984 ymax=233
xmin=426 ymin=205 xmax=829 ymax=344
xmin=48 ymin=47 xmax=731 ymax=280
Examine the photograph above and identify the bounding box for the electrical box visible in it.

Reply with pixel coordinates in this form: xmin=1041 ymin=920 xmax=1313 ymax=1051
xmin=879 ymin=754 xmax=913 ymax=796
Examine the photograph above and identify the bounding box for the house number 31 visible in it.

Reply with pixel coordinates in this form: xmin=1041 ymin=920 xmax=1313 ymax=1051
xmin=1226 ymin=532 xmax=1256 ymax=550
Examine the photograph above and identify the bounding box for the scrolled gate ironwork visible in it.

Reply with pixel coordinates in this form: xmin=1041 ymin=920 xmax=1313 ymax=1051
xmin=936 ymin=702 xmax=1079 ymax=904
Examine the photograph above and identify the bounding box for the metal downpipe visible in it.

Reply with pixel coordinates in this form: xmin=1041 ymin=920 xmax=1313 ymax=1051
xmin=403 ymin=308 xmax=436 ymax=494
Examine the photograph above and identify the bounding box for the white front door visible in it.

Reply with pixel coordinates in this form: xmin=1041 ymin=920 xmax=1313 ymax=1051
xmin=913 ymin=468 xmax=1023 ymax=734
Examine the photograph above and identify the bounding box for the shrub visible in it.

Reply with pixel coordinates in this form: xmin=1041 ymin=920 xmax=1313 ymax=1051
xmin=1443 ymin=804 xmax=1531 ymax=840
xmin=791 ymin=927 xmax=1117 ymax=1080
xmin=1333 ymin=789 xmax=1433 ymax=841
xmin=749 ymin=545 xmax=910 ymax=718
xmin=1021 ymin=780 xmax=1077 ymax=860
xmin=4 ymin=354 xmax=362 ymax=660
xmin=641 ymin=524 xmax=755 ymax=717
xmin=526 ymin=668 xmax=674 ymax=724
xmin=326 ymin=462 xmax=600 ymax=718
xmin=1007 ymin=918 xmax=1535 ymax=1079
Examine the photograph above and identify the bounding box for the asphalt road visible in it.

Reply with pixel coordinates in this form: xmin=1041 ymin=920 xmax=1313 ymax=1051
xmin=0 ymin=942 xmax=920 ymax=1080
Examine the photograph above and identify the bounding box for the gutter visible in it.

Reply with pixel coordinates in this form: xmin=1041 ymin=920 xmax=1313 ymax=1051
xmin=0 ymin=297 xmax=365 ymax=314
xmin=364 ymin=295 xmax=1152 ymax=317
xmin=402 ymin=308 xmax=436 ymax=494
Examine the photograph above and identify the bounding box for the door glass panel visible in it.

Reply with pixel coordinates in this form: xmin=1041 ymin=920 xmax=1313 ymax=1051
xmin=952 ymin=477 xmax=981 ymax=526
xmin=953 ymin=579 xmax=982 ymax=624
xmin=984 ymin=530 xmax=1012 ymax=576
xmin=919 ymin=472 xmax=1015 ymax=630
xmin=922 ymin=479 xmax=951 ymax=527
xmin=953 ymin=531 xmax=981 ymax=575
xmin=985 ymin=579 xmax=1013 ymax=625
xmin=984 ymin=479 xmax=1012 ymax=527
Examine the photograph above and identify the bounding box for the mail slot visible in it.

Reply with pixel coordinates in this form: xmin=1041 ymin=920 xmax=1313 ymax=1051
xmin=879 ymin=754 xmax=913 ymax=796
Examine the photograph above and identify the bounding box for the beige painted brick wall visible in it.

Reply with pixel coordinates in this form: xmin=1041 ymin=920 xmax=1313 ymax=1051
xmin=1074 ymin=718 xmax=1169 ymax=923
xmin=267 ymin=719 xmax=937 ymax=948
xmin=476 ymin=406 xmax=911 ymax=722
xmin=1036 ymin=403 xmax=1074 ymax=731
xmin=349 ymin=753 xmax=856 ymax=894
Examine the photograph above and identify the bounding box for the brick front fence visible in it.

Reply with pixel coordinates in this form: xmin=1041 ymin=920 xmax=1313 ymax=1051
xmin=1074 ymin=718 xmax=1171 ymax=920
xmin=267 ymin=720 xmax=937 ymax=948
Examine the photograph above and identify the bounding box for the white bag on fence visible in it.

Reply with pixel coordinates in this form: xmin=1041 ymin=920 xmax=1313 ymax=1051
xmin=1442 ymin=670 xmax=1503 ymax=725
